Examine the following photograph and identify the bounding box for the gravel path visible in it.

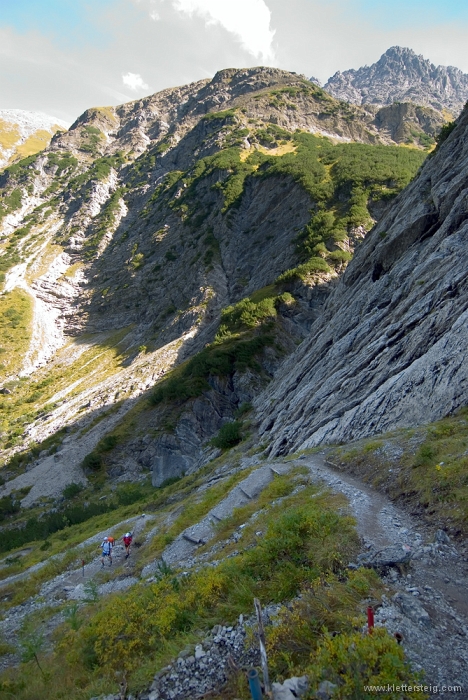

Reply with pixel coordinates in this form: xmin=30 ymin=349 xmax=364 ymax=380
xmin=297 ymin=454 xmax=468 ymax=699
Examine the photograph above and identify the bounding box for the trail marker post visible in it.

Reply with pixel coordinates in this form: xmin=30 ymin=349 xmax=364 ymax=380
xmin=254 ymin=598 xmax=271 ymax=696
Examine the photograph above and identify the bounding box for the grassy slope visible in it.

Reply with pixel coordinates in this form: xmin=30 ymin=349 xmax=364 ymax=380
xmin=0 ymin=289 xmax=33 ymax=380
xmin=0 ymin=467 xmax=418 ymax=700
xmin=327 ymin=407 xmax=468 ymax=537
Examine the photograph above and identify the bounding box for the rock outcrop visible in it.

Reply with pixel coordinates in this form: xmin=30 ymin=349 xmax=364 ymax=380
xmin=257 ymin=104 xmax=468 ymax=453
xmin=324 ymin=46 xmax=468 ymax=115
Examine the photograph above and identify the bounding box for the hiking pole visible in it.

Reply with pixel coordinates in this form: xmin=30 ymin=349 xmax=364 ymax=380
xmin=254 ymin=598 xmax=271 ymax=696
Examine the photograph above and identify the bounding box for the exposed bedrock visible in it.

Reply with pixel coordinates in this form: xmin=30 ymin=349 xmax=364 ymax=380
xmin=257 ymin=106 xmax=468 ymax=454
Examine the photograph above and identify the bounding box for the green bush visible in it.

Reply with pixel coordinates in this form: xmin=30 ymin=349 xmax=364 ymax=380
xmin=116 ymin=483 xmax=145 ymax=506
xmin=96 ymin=435 xmax=118 ymax=452
xmin=150 ymin=333 xmax=273 ymax=406
xmin=62 ymin=483 xmax=84 ymax=500
xmin=81 ymin=452 xmax=102 ymax=471
xmin=277 ymin=257 xmax=332 ymax=283
xmin=305 ymin=629 xmax=425 ymax=699
xmin=435 ymin=121 xmax=456 ymax=149
xmin=210 ymin=420 xmax=243 ymax=449
xmin=0 ymin=494 xmax=20 ymax=521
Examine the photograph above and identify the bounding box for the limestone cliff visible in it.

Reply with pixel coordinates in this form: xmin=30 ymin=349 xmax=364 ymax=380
xmin=256 ymin=104 xmax=468 ymax=453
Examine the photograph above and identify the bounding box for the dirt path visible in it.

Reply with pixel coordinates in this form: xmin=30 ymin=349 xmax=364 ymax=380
xmin=297 ymin=454 xmax=468 ymax=698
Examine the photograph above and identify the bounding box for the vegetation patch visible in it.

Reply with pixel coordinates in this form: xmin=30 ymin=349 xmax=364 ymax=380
xmin=0 ymin=288 xmax=33 ymax=380
xmin=149 ymin=332 xmax=273 ymax=406
xmin=210 ymin=420 xmax=243 ymax=449
xmin=330 ymin=406 xmax=468 ymax=535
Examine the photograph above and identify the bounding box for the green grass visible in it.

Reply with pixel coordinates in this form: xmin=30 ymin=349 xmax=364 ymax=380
xmin=331 ymin=406 xmax=468 ymax=535
xmin=0 ymin=327 xmax=132 ymax=458
xmin=0 ymin=288 xmax=33 ymax=379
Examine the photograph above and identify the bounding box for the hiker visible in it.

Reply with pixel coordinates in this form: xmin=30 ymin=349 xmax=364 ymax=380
xmin=123 ymin=532 xmax=133 ymax=559
xmin=101 ymin=536 xmax=113 ymax=566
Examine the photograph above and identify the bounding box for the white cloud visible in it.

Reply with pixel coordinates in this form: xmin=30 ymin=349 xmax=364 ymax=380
xmin=172 ymin=0 xmax=275 ymax=62
xmin=150 ymin=10 xmax=160 ymax=20
xmin=122 ymin=72 xmax=149 ymax=91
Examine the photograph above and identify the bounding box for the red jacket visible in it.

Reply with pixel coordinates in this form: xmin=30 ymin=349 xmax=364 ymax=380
xmin=123 ymin=536 xmax=132 ymax=547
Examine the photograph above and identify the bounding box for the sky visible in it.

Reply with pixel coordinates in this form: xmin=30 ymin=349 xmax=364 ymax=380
xmin=1 ymin=0 xmax=468 ymax=123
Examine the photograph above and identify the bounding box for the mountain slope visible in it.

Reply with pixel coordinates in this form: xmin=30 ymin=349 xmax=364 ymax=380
xmin=0 ymin=110 xmax=68 ymax=170
xmin=256 ymin=103 xmax=468 ymax=454
xmin=324 ymin=46 xmax=468 ymax=115
xmin=0 ymin=67 xmax=428 ymax=500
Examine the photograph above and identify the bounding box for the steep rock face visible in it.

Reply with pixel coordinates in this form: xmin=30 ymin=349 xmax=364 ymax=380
xmin=324 ymin=46 xmax=468 ymax=115
xmin=373 ymin=102 xmax=444 ymax=147
xmin=256 ymin=106 xmax=468 ymax=453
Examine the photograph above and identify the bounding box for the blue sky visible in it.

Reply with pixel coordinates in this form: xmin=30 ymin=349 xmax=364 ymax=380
xmin=356 ymin=0 xmax=468 ymax=26
xmin=1 ymin=0 xmax=467 ymax=122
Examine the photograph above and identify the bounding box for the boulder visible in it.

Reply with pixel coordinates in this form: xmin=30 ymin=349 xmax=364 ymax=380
xmin=272 ymin=676 xmax=309 ymax=700
xmin=393 ymin=592 xmax=431 ymax=628
xmin=357 ymin=543 xmax=412 ymax=568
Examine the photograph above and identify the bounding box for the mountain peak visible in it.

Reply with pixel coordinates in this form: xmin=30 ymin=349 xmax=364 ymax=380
xmin=323 ymin=47 xmax=468 ymax=114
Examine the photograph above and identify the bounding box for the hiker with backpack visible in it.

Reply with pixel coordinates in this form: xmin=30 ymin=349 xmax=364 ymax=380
xmin=101 ymin=536 xmax=113 ymax=566
xmin=123 ymin=532 xmax=133 ymax=559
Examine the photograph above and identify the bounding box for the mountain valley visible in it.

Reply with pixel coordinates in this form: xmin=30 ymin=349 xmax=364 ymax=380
xmin=0 ymin=60 xmax=467 ymax=700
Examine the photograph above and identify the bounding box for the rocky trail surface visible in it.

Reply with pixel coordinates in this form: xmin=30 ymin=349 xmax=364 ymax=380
xmin=1 ymin=456 xmax=467 ymax=698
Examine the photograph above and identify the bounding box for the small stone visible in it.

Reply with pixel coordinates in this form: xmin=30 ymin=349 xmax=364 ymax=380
xmin=435 ymin=529 xmax=450 ymax=544
xmin=393 ymin=592 xmax=431 ymax=628
xmin=317 ymin=681 xmax=338 ymax=699
xmin=195 ymin=644 xmax=206 ymax=659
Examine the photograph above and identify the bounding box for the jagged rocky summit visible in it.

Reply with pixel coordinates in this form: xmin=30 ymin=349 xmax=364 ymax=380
xmin=256 ymin=103 xmax=468 ymax=454
xmin=323 ymin=46 xmax=468 ymax=115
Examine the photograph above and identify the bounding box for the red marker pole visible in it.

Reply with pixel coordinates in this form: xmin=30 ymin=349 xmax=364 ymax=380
xmin=367 ymin=606 xmax=374 ymax=634
xmin=82 ymin=559 xmax=85 ymax=577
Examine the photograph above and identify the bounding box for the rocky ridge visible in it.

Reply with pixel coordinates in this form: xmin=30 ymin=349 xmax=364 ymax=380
xmin=324 ymin=46 xmax=468 ymax=115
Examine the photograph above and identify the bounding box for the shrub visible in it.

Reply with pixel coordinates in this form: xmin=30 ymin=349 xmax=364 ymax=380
xmin=435 ymin=121 xmax=456 ymax=148
xmin=413 ymin=443 xmax=435 ymax=467
xmin=96 ymin=434 xmax=118 ymax=452
xmin=0 ymin=494 xmax=20 ymax=520
xmin=81 ymin=452 xmax=102 ymax=471
xmin=305 ymin=629 xmax=425 ymax=699
xmin=116 ymin=483 xmax=145 ymax=506
xmin=63 ymin=483 xmax=84 ymax=500
xmin=277 ymin=257 xmax=332 ymax=283
xmin=210 ymin=421 xmax=243 ymax=449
